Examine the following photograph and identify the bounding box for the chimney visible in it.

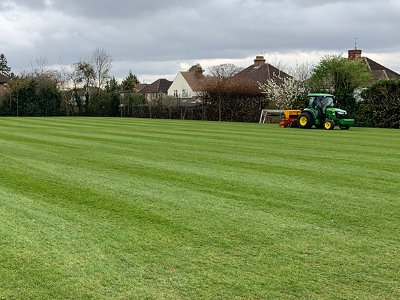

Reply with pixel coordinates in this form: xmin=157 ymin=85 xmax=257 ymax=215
xmin=195 ymin=69 xmax=204 ymax=78
xmin=254 ymin=56 xmax=266 ymax=67
xmin=189 ymin=64 xmax=204 ymax=78
xmin=348 ymin=49 xmax=362 ymax=60
xmin=195 ymin=67 xmax=204 ymax=79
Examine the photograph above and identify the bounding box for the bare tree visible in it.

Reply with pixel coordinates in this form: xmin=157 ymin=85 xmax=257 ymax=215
xmin=30 ymin=56 xmax=48 ymax=77
xmin=208 ymin=63 xmax=243 ymax=79
xmin=26 ymin=56 xmax=68 ymax=92
xmin=91 ymin=47 xmax=112 ymax=92
xmin=287 ymin=62 xmax=313 ymax=82
xmin=29 ymin=56 xmax=58 ymax=80
xmin=267 ymin=56 xmax=289 ymax=74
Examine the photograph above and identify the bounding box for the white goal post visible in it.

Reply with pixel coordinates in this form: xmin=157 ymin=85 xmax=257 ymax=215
xmin=259 ymin=109 xmax=283 ymax=124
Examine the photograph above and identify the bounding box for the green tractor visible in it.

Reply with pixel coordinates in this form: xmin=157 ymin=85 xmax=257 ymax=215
xmin=298 ymin=93 xmax=355 ymax=130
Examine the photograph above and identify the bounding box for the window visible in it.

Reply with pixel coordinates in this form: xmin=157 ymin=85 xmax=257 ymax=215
xmin=182 ymin=89 xmax=188 ymax=98
xmin=173 ymin=90 xmax=178 ymax=97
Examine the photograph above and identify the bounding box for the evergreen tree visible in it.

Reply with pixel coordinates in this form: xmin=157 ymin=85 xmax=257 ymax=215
xmin=106 ymin=77 xmax=121 ymax=116
xmin=0 ymin=54 xmax=11 ymax=76
xmin=121 ymin=71 xmax=139 ymax=92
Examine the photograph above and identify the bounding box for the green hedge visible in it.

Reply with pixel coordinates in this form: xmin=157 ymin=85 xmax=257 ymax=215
xmin=356 ymin=80 xmax=400 ymax=128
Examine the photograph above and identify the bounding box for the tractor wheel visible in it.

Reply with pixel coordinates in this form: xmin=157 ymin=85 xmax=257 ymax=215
xmin=340 ymin=125 xmax=350 ymax=130
xmin=324 ymin=120 xmax=335 ymax=130
xmin=298 ymin=112 xmax=314 ymax=129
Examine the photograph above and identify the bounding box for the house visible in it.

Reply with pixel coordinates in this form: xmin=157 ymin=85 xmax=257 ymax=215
xmin=0 ymin=74 xmax=9 ymax=94
xmin=233 ymin=55 xmax=291 ymax=85
xmin=168 ymin=64 xmax=205 ymax=102
xmin=348 ymin=48 xmax=400 ymax=81
xmin=139 ymin=78 xmax=172 ymax=102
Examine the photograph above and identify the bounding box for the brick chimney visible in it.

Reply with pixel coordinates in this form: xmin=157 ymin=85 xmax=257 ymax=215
xmin=195 ymin=67 xmax=204 ymax=79
xmin=189 ymin=64 xmax=204 ymax=78
xmin=348 ymin=49 xmax=362 ymax=60
xmin=254 ymin=56 xmax=266 ymax=67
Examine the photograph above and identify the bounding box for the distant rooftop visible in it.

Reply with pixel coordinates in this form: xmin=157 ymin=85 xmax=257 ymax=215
xmin=234 ymin=55 xmax=291 ymax=85
xmin=135 ymin=83 xmax=148 ymax=93
xmin=0 ymin=74 xmax=8 ymax=83
xmin=139 ymin=78 xmax=172 ymax=94
xmin=348 ymin=49 xmax=400 ymax=81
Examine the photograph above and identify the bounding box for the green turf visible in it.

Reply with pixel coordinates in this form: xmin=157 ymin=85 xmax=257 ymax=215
xmin=0 ymin=117 xmax=399 ymax=299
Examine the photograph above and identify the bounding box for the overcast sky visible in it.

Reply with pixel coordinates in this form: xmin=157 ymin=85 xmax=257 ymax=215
xmin=1 ymin=0 xmax=400 ymax=83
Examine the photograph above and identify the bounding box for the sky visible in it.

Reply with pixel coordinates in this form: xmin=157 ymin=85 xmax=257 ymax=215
xmin=1 ymin=0 xmax=400 ymax=83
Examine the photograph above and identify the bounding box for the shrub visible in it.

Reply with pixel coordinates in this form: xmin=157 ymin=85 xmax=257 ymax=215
xmin=357 ymin=80 xmax=400 ymax=128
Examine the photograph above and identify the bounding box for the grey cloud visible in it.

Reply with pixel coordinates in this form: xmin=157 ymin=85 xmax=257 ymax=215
xmin=5 ymin=0 xmax=207 ymax=18
xmin=2 ymin=0 xmax=400 ymax=79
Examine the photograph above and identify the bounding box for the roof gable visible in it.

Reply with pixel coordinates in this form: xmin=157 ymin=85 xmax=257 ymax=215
xmin=181 ymin=71 xmax=204 ymax=92
xmin=135 ymin=83 xmax=147 ymax=92
xmin=362 ymin=57 xmax=400 ymax=81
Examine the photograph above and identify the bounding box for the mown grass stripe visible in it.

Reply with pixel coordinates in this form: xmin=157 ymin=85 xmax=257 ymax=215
xmin=1 ymin=117 xmax=399 ymax=299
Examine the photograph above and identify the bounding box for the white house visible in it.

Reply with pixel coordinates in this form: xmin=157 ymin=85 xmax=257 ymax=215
xmin=167 ymin=65 xmax=205 ymax=102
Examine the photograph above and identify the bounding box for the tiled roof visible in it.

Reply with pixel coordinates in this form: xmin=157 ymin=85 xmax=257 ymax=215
xmin=362 ymin=57 xmax=400 ymax=81
xmin=135 ymin=83 xmax=147 ymax=92
xmin=181 ymin=71 xmax=205 ymax=92
xmin=140 ymin=79 xmax=172 ymax=94
xmin=233 ymin=59 xmax=291 ymax=84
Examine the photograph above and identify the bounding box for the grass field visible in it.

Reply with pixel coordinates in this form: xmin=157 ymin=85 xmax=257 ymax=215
xmin=0 ymin=117 xmax=399 ymax=299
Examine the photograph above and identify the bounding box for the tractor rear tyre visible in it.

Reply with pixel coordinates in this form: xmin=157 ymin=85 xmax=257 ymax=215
xmin=324 ymin=120 xmax=335 ymax=130
xmin=340 ymin=125 xmax=350 ymax=130
xmin=298 ymin=112 xmax=314 ymax=129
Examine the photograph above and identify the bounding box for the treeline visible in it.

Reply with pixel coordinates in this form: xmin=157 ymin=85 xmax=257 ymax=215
xmin=0 ymin=54 xmax=268 ymax=121
xmin=1 ymin=74 xmax=62 ymax=117
xmin=0 ymin=73 xmax=266 ymax=121
xmin=1 ymin=51 xmax=399 ymax=127
xmin=0 ymin=49 xmax=147 ymax=118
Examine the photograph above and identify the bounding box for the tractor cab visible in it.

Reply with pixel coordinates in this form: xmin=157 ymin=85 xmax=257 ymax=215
xmin=307 ymin=94 xmax=336 ymax=121
xmin=309 ymin=95 xmax=335 ymax=110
